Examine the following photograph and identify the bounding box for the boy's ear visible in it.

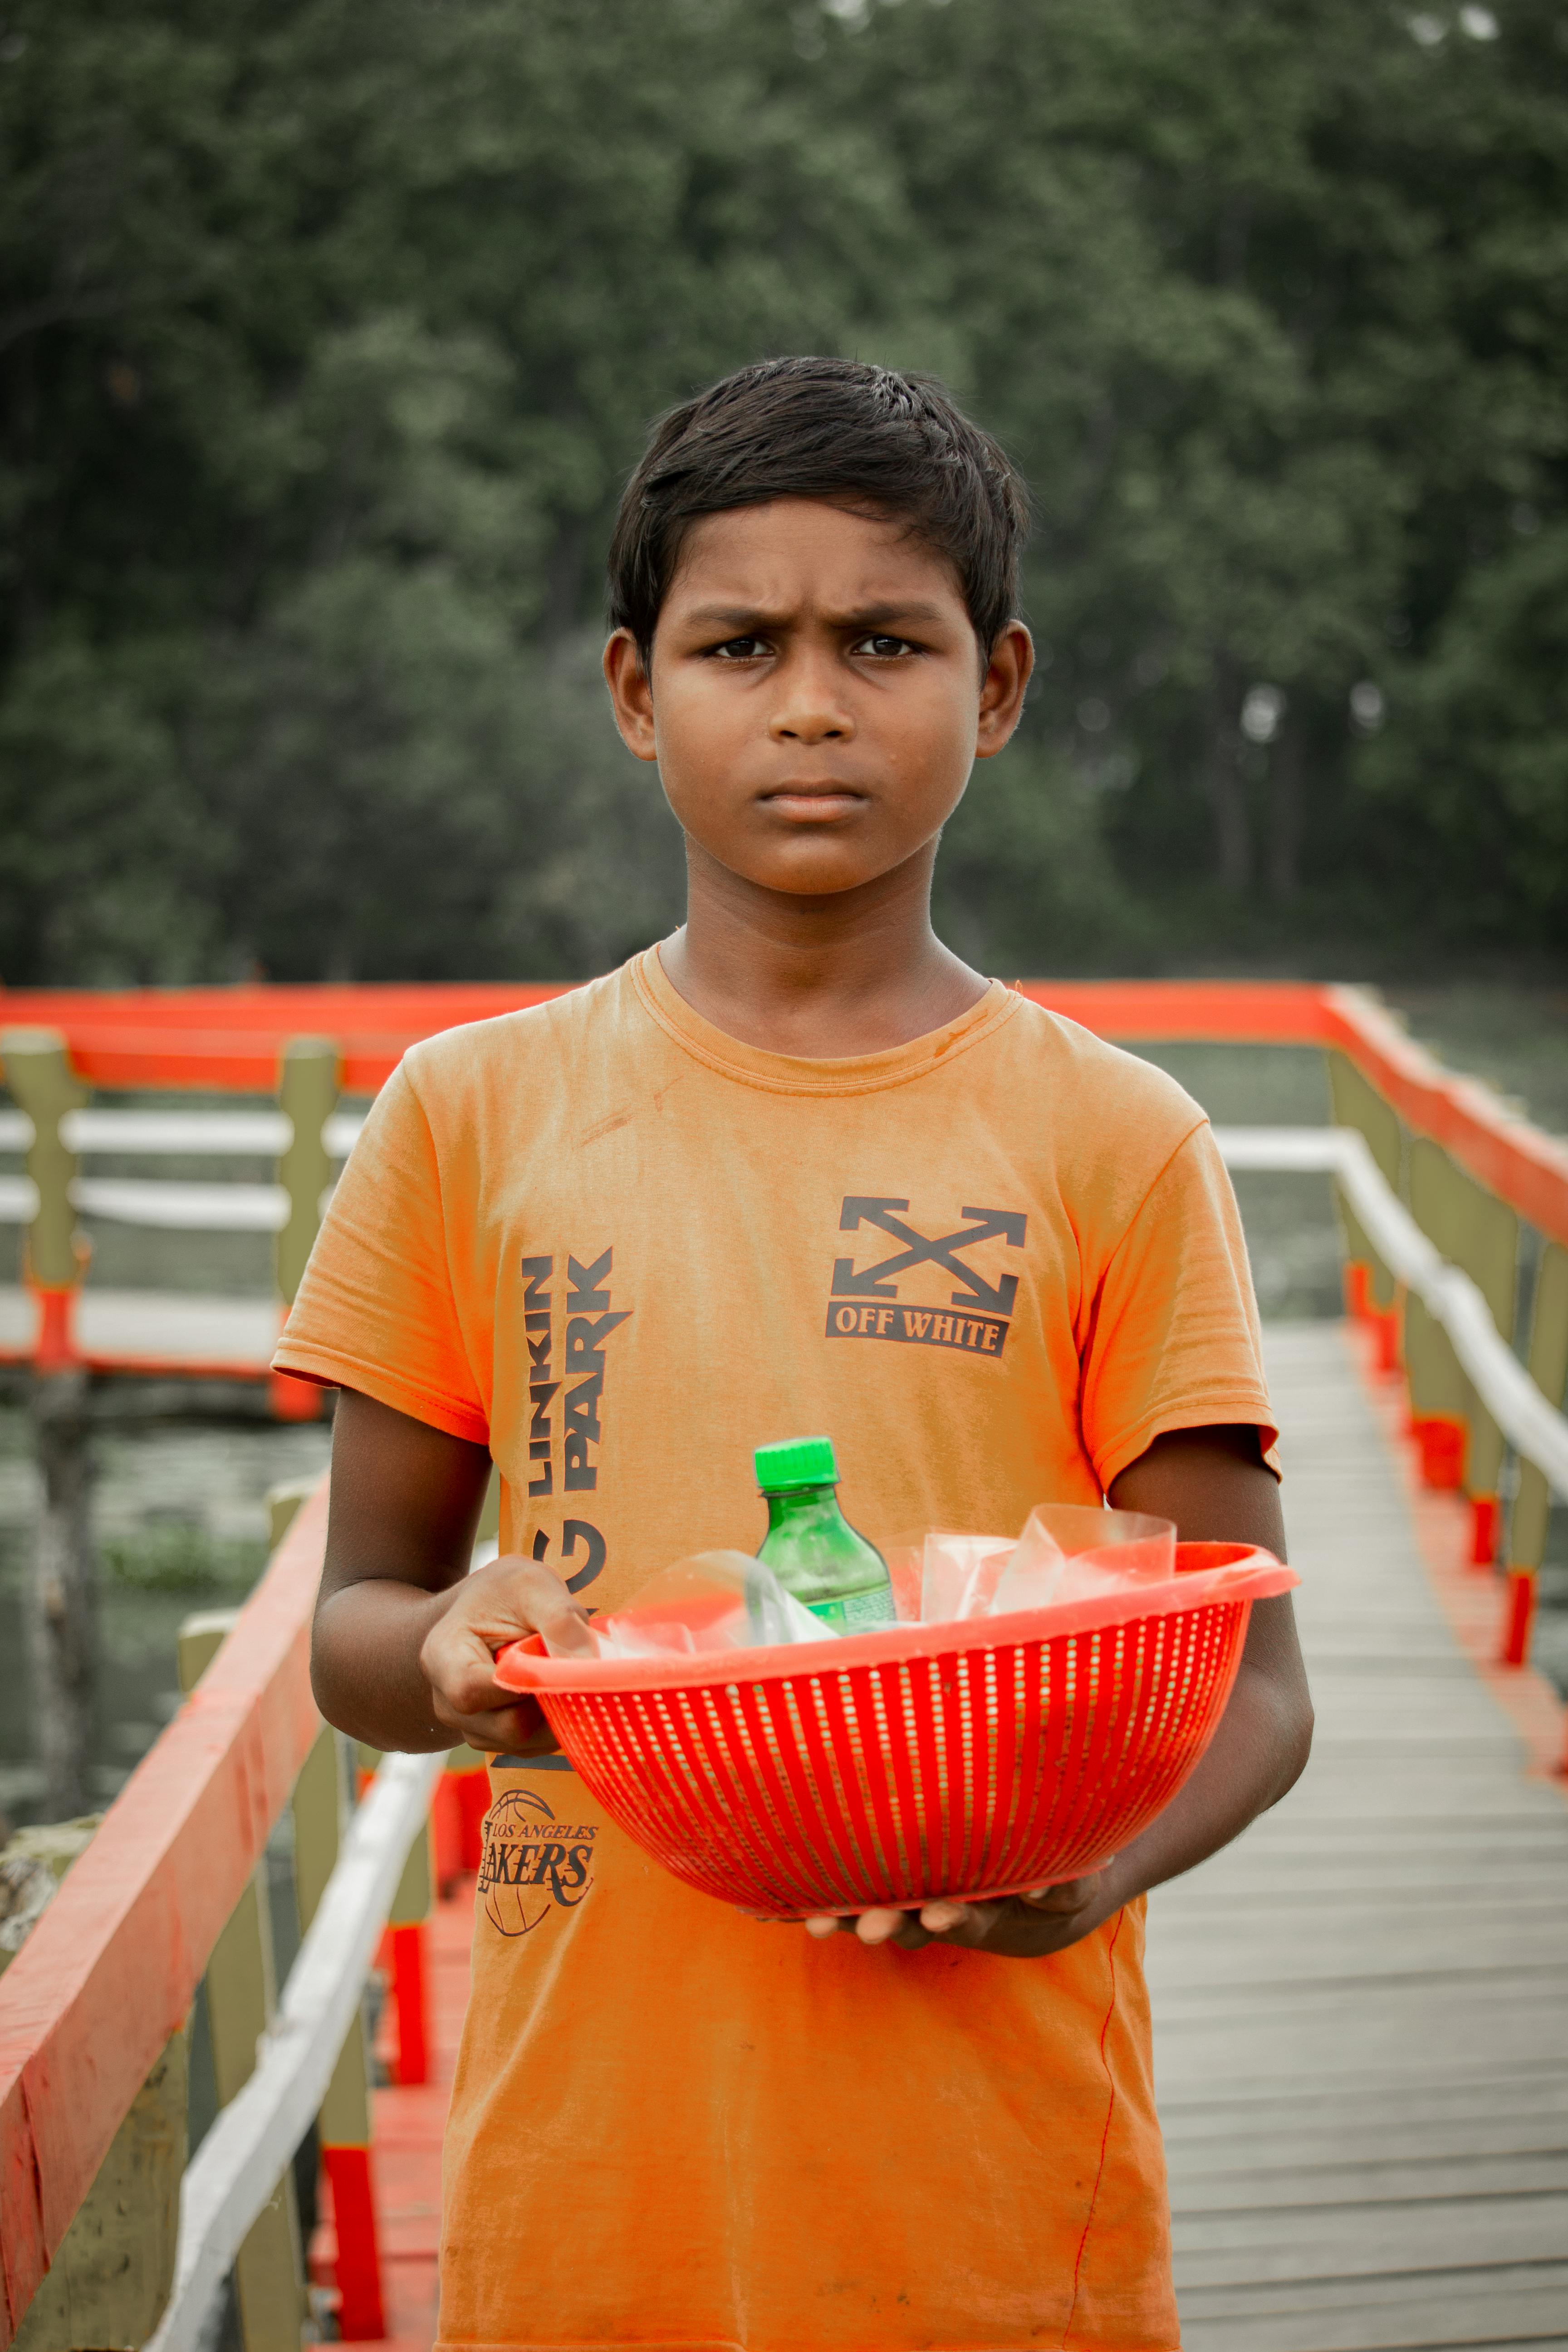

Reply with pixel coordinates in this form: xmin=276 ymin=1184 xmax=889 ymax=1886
xmin=603 ymin=628 xmax=659 ymax=763
xmin=974 ymin=621 xmax=1034 ymax=761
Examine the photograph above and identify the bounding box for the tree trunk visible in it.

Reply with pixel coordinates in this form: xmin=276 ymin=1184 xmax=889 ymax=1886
xmin=29 ymin=1368 xmax=97 ymax=1822
xmin=1268 ymin=720 xmax=1303 ymax=902
xmin=1203 ymin=679 xmax=1251 ymax=891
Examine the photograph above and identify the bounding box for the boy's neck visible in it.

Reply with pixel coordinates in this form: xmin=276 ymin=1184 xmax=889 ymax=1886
xmin=659 ymin=839 xmax=990 ymax=1058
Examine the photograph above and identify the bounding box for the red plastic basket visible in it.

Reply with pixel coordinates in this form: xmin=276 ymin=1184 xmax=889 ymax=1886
xmin=495 ymin=1542 xmax=1296 ymax=1918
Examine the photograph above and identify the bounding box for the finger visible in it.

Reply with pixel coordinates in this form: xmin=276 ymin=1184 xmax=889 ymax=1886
xmin=424 ymin=1616 xmax=518 ymax=1710
xmin=434 ymin=1701 xmax=559 ymax=1755
xmin=1021 ymin=1873 xmax=1103 ymax=1911
xmin=432 ymin=1656 xmax=519 ymax=1720
xmin=926 ymin=1899 xmax=1007 ymax=1946
xmin=521 ymin=1598 xmax=596 ymax=1657
xmin=803 ymin=1914 xmax=840 ymax=1940
xmin=918 ymin=1898 xmax=972 ymax=1933
xmin=854 ymin=1906 xmax=912 ymax=1945
xmin=482 ymin=1556 xmax=594 ymax=1649
xmin=431 ymin=1666 xmax=544 ymax=1732
xmin=440 ymin=1557 xmax=593 ymax=1660
xmin=426 ymin=1599 xmax=585 ymax=1716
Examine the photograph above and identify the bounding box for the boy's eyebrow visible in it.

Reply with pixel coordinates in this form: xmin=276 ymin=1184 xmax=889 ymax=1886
xmin=677 ymin=600 xmax=952 ymax=632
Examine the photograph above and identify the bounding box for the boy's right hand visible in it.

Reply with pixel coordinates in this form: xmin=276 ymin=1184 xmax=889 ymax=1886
xmin=418 ymin=1554 xmax=595 ymax=1755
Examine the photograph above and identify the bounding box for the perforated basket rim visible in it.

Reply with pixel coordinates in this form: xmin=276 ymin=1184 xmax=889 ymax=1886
xmin=495 ymin=1541 xmax=1297 ymax=1699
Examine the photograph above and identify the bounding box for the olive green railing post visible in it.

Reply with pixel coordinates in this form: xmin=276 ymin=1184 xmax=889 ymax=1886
xmin=1502 ymin=1240 xmax=1568 ymax=1666
xmin=1327 ymin=1051 xmax=1404 ymax=1369
xmin=177 ymin=1611 xmax=308 ymax=2352
xmin=4 ymin=1032 xmax=97 ymax=1823
xmin=271 ymin=1037 xmax=339 ymax=1421
xmin=267 ymin=1478 xmax=320 ymax=1553
xmin=0 ymin=1027 xmax=88 ymax=1368
xmin=1405 ymin=1139 xmax=1519 ymax=1561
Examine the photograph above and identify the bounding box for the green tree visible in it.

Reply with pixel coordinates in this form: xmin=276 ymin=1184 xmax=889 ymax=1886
xmin=1 ymin=0 xmax=1563 ymax=982
xmin=841 ymin=0 xmax=1566 ymax=944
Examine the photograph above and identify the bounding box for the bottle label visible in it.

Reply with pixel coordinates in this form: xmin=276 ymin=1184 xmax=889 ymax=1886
xmin=809 ymin=1585 xmax=897 ymax=1634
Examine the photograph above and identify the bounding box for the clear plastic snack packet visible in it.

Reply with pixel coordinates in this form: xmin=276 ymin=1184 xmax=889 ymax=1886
xmin=986 ymin=1512 xmax=1071 ymax=1613
xmin=917 ymin=1532 xmax=1017 ymax=1622
xmin=544 ymin=1550 xmax=828 ymax=1660
xmin=544 ymin=1509 xmax=1183 ymax=1659
xmin=988 ymin=1504 xmax=1175 ymax=1615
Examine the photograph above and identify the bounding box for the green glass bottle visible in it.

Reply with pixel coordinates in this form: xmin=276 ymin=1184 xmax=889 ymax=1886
xmin=754 ymin=1435 xmax=897 ymax=1632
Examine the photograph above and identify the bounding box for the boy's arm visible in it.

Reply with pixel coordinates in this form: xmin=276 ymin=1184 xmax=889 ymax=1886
xmin=310 ymin=1388 xmax=592 ymax=1756
xmin=818 ymin=1424 xmax=1312 ymax=1957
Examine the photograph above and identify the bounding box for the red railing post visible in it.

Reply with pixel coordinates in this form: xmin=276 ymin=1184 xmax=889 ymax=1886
xmin=1499 ymin=1569 xmax=1537 ymax=1670
xmin=431 ymin=1770 xmax=464 ymax=1896
xmin=320 ymin=2146 xmax=385 ymax=2340
xmin=379 ymin=1789 xmax=435 ymax=2090
xmin=1468 ymin=1493 xmax=1500 ymax=1570
xmin=390 ymin=1923 xmax=430 ymax=2088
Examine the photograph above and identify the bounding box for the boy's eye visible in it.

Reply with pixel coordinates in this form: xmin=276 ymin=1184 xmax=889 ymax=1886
xmin=852 ymin=633 xmax=917 ymax=659
xmin=711 ymin=635 xmax=770 ymax=660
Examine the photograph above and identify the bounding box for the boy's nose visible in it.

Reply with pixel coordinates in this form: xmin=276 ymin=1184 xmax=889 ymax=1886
xmin=768 ymin=654 xmax=854 ymax=744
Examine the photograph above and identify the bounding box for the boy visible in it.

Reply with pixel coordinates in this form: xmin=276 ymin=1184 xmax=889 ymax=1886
xmin=278 ymin=358 xmax=1312 ymax=2352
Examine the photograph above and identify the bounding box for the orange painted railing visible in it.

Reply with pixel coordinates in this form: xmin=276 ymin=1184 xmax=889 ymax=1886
xmin=4 ymin=975 xmax=1565 ymax=1245
xmin=0 ymin=1485 xmax=328 ymax=2340
xmin=0 ymin=981 xmax=570 ymax=1096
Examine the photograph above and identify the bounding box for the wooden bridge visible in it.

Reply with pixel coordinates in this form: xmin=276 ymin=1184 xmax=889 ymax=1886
xmin=0 ymin=977 xmax=1565 ymax=2352
xmin=1151 ymin=1320 xmax=1568 ymax=2350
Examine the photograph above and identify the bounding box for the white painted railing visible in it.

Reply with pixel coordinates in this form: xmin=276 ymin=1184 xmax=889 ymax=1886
xmin=5 ymin=1108 xmax=1564 ymax=1498
xmin=1211 ymin=1126 xmax=1568 ymax=1501
xmin=0 ymin=1109 xmax=365 ymax=1230
xmin=73 ymin=1178 xmax=290 ymax=1231
xmin=1210 ymin=1125 xmax=1349 ymax=1173
xmin=145 ymin=1748 xmax=444 ymax=2352
xmin=0 ymin=1107 xmax=365 ymax=1157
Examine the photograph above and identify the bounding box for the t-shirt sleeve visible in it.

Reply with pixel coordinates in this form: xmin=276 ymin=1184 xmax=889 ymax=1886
xmin=1078 ymin=1121 xmax=1279 ymax=1492
xmin=271 ymin=1059 xmax=490 ymax=1445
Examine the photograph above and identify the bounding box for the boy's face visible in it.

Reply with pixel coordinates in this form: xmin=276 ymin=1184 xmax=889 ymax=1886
xmin=603 ymin=500 xmax=1032 ymax=901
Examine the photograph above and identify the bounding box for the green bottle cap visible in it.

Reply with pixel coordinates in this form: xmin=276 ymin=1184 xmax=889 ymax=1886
xmin=755 ymin=1434 xmax=838 ymax=1492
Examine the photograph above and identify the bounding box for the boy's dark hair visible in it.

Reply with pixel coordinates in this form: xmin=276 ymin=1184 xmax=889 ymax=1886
xmin=607 ymin=357 xmax=1030 ymax=664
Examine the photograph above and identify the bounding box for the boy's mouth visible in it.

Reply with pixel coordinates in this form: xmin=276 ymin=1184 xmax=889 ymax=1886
xmin=760 ymin=786 xmax=867 ymax=821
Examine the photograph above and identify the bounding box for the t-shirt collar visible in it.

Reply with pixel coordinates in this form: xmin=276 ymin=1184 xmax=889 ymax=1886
xmin=630 ymin=942 xmax=1020 ymax=1098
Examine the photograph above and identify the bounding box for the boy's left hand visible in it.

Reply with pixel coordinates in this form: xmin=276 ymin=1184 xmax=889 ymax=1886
xmin=792 ymin=1431 xmax=1311 ymax=1965
xmin=801 ymin=1867 xmax=1119 ymax=1958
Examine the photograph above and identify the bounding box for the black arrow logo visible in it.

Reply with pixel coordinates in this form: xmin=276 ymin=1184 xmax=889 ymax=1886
xmin=832 ymin=1198 xmax=1026 ymax=1316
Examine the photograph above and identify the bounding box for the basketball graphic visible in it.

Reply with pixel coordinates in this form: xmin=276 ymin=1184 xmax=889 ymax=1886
xmin=478 ymin=1785 xmax=597 ymax=1937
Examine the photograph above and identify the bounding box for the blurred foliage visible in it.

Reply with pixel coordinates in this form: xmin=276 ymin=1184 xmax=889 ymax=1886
xmin=101 ymin=1521 xmax=266 ymax=1592
xmin=0 ymin=0 xmax=1564 ymax=982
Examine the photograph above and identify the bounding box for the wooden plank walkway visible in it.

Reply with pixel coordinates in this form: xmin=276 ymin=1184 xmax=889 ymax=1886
xmin=1148 ymin=1322 xmax=1568 ymax=2352
xmin=312 ymin=1877 xmax=475 ymax=2351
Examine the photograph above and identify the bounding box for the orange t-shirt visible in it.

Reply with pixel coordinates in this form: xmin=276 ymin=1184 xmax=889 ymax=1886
xmin=277 ymin=949 xmax=1278 ymax=2352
